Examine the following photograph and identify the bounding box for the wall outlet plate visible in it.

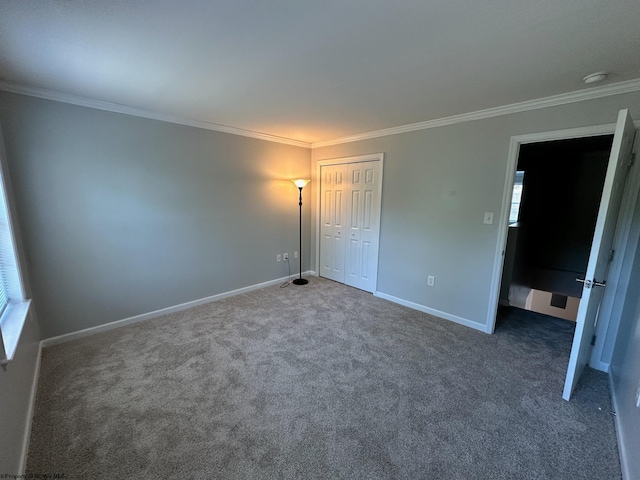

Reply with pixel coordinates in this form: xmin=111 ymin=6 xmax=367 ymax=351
xmin=427 ymin=275 xmax=435 ymax=286
xmin=483 ymin=212 xmax=494 ymax=224
xmin=283 ymin=253 xmax=289 ymax=260
xmin=276 ymin=254 xmax=282 ymax=262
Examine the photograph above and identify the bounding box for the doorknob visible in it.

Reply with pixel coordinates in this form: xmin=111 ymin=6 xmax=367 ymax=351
xmin=576 ymin=278 xmax=591 ymax=288
xmin=576 ymin=278 xmax=606 ymax=288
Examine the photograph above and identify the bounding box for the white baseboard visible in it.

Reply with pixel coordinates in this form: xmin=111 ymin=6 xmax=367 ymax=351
xmin=373 ymin=291 xmax=486 ymax=333
xmin=19 ymin=340 xmax=42 ymax=474
xmin=41 ymin=271 xmax=316 ymax=348
xmin=595 ymin=361 xmax=610 ymax=373
xmin=608 ymin=369 xmax=631 ymax=480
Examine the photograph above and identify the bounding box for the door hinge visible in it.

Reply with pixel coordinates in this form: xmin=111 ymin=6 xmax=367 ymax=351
xmin=609 ymin=249 xmax=615 ymax=262
xmin=591 ymin=335 xmax=597 ymax=346
xmin=629 ymin=153 xmax=636 ymax=168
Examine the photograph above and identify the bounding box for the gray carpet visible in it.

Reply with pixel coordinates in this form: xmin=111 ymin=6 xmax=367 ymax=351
xmin=27 ymin=277 xmax=621 ymax=479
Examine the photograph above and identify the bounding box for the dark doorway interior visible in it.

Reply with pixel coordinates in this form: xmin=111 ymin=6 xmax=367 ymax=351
xmin=499 ymin=134 xmax=614 ymax=322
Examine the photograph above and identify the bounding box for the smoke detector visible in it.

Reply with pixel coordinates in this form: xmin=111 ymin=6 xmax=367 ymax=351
xmin=583 ymin=72 xmax=608 ymax=84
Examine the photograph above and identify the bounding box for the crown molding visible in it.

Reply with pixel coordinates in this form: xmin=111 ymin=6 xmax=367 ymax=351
xmin=311 ymin=78 xmax=640 ymax=148
xmin=3 ymin=77 xmax=640 ymax=151
xmin=0 ymin=81 xmax=311 ymax=149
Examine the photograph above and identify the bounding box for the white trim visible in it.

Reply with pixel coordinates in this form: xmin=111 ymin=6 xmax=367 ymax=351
xmin=316 ymin=153 xmax=385 ymax=166
xmin=18 ymin=340 xmax=42 ymax=475
xmin=5 ymin=78 xmax=640 ymax=152
xmin=374 ymin=291 xmax=486 ymax=333
xmin=609 ymin=370 xmax=632 ymax=480
xmin=486 ymin=136 xmax=521 ymax=334
xmin=0 ymin=81 xmax=311 ymax=149
xmin=41 ymin=271 xmax=315 ymax=347
xmin=0 ymin=128 xmax=32 ymax=364
xmin=486 ymin=122 xmax=630 ymax=334
xmin=314 ymin=153 xmax=384 ymax=292
xmin=0 ymin=300 xmax=31 ymax=363
xmin=312 ymin=78 xmax=640 ymax=148
xmin=595 ymin=361 xmax=610 ymax=373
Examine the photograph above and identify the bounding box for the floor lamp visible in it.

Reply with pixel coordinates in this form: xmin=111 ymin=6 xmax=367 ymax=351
xmin=291 ymin=179 xmax=310 ymax=285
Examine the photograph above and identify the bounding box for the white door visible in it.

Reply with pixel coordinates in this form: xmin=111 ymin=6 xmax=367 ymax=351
xmin=563 ymin=109 xmax=636 ymax=400
xmin=320 ymin=165 xmax=347 ymax=283
xmin=345 ymin=162 xmax=382 ymax=292
xmin=319 ymin=156 xmax=383 ymax=293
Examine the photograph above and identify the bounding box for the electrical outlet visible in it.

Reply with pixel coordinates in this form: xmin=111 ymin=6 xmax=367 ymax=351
xmin=283 ymin=253 xmax=289 ymax=260
xmin=276 ymin=254 xmax=282 ymax=262
xmin=427 ymin=275 xmax=435 ymax=286
xmin=483 ymin=212 xmax=494 ymax=224
xmin=294 ymin=251 xmax=298 ymax=259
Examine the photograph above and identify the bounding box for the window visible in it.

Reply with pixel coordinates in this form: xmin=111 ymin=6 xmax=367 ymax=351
xmin=0 ymin=129 xmax=31 ymax=368
xmin=509 ymin=170 xmax=525 ymax=225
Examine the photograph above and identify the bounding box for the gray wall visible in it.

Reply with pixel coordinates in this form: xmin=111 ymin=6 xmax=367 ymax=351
xmin=0 ymin=91 xmax=311 ymax=338
xmin=312 ymin=90 xmax=640 ymax=329
xmin=0 ymin=311 xmax=40 ymax=473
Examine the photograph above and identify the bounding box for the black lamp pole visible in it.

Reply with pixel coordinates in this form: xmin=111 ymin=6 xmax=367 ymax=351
xmin=292 ymin=183 xmax=308 ymax=285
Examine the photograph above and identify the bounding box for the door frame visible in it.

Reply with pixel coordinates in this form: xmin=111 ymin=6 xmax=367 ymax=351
xmin=315 ymin=153 xmax=384 ymax=291
xmin=486 ymin=121 xmax=640 ymax=369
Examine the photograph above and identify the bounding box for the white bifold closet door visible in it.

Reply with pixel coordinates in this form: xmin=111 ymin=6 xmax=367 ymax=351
xmin=320 ymin=160 xmax=382 ymax=293
xmin=320 ymin=165 xmax=347 ymax=283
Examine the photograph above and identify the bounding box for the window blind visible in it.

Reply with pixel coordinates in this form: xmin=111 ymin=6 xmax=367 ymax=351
xmin=0 ymin=257 xmax=7 ymax=317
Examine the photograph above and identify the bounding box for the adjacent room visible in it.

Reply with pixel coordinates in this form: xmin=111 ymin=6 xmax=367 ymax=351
xmin=1 ymin=1 xmax=640 ymax=478
xmin=498 ymin=135 xmax=614 ymax=332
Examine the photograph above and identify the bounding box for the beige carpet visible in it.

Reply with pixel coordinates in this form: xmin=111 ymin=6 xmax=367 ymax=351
xmin=27 ymin=277 xmax=620 ymax=479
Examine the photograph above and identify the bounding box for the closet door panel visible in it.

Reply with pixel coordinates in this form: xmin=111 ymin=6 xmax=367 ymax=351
xmin=319 ymin=159 xmax=381 ymax=292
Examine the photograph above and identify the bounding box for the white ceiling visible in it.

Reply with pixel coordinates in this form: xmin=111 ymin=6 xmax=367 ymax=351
xmin=1 ymin=1 xmax=640 ymax=145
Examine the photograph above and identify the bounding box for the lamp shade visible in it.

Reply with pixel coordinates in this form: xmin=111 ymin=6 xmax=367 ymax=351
xmin=292 ymin=179 xmax=310 ymax=189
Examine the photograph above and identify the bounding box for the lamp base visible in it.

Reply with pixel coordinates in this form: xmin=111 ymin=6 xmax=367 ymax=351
xmin=292 ymin=278 xmax=309 ymax=285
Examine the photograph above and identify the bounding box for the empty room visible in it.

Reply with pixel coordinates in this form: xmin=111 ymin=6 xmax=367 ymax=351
xmin=1 ymin=2 xmax=640 ymax=479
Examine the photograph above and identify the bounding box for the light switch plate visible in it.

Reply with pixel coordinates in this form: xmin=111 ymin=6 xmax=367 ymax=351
xmin=483 ymin=212 xmax=494 ymax=224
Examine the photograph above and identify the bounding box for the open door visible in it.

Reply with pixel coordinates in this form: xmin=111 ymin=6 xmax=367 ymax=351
xmin=563 ymin=109 xmax=636 ymax=400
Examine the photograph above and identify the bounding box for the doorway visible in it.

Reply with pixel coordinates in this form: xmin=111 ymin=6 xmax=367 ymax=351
xmin=488 ymin=110 xmax=637 ymax=400
xmin=499 ymin=135 xmax=614 ymax=323
xmin=316 ymin=153 xmax=384 ymax=293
